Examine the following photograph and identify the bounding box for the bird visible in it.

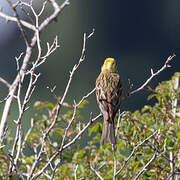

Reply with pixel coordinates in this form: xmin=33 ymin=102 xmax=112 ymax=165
xmin=96 ymin=58 xmax=122 ymax=146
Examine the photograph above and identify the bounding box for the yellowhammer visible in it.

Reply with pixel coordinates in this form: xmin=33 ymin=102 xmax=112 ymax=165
xmin=96 ymin=58 xmax=122 ymax=145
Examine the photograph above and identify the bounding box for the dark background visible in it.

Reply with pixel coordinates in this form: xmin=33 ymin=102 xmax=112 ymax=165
xmin=0 ymin=0 xmax=179 ymax=130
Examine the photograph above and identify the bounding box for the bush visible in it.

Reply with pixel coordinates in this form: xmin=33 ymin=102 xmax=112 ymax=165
xmin=1 ymin=73 xmax=179 ymax=179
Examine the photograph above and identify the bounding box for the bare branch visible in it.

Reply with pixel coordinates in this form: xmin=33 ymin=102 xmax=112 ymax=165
xmin=0 ymin=0 xmax=70 ymax=142
xmin=0 ymin=94 xmax=10 ymax=104
xmin=6 ymin=154 xmax=25 ymax=180
xmin=115 ymin=110 xmax=126 ymax=136
xmin=90 ymin=164 xmax=104 ymax=180
xmin=74 ymin=164 xmax=79 ymax=180
xmin=115 ymin=130 xmax=158 ymax=176
xmin=112 ymin=144 xmax=117 ymax=180
xmin=37 ymin=1 xmax=47 ymax=17
xmin=21 ymin=118 xmax=34 ymax=158
xmin=133 ymin=152 xmax=157 ymax=180
xmin=0 ymin=48 xmax=33 ymax=142
xmin=58 ymin=87 xmax=96 ymax=149
xmin=76 ymin=87 xmax=96 ymax=107
xmin=15 ymin=52 xmax=24 ymax=71
xmin=0 ymin=77 xmax=11 ymax=89
xmin=39 ymin=0 xmax=70 ymax=31
xmin=87 ymin=28 xmax=95 ymax=39
xmin=59 ymin=32 xmax=90 ymax=106
xmin=27 ymin=30 xmax=95 ymax=179
xmin=59 ymin=100 xmax=78 ymax=150
xmin=7 ymin=0 xmax=30 ymax=46
xmin=31 ymin=113 xmax=102 ymax=179
xmin=0 ymin=11 xmax=36 ymax=31
xmin=64 ymin=113 xmax=101 ymax=148
xmin=129 ymin=54 xmax=176 ymax=96
xmin=8 ymin=71 xmax=40 ymax=176
xmin=36 ymin=36 xmax=60 ymax=67
xmin=167 ymin=166 xmax=180 ymax=180
xmin=40 ymin=30 xmax=94 ymax=140
xmin=50 ymin=163 xmax=58 ymax=180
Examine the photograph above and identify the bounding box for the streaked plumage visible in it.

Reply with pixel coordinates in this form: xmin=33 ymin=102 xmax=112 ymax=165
xmin=96 ymin=58 xmax=122 ymax=145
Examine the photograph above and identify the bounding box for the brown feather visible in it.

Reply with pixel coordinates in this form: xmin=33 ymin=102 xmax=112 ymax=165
xmin=96 ymin=71 xmax=122 ymax=145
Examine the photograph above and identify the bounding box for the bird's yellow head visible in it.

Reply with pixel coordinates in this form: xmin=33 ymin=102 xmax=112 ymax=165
xmin=101 ymin=58 xmax=118 ymax=73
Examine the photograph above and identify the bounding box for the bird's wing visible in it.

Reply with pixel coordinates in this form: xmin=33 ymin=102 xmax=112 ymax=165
xmin=109 ymin=73 xmax=122 ymax=111
xmin=96 ymin=73 xmax=109 ymax=120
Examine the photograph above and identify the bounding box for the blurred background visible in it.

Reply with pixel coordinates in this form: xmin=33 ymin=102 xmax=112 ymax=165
xmin=0 ymin=0 xmax=179 ymax=132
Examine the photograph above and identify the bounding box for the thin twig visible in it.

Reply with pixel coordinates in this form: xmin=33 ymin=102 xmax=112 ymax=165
xmin=0 ymin=77 xmax=11 ymax=89
xmin=112 ymin=144 xmax=117 ymax=180
xmin=74 ymin=164 xmax=78 ymax=180
xmin=115 ymin=110 xmax=126 ymax=136
xmin=129 ymin=54 xmax=176 ymax=96
xmin=133 ymin=152 xmax=157 ymax=180
xmin=28 ymin=30 xmax=95 ymax=179
xmin=62 ymin=113 xmax=101 ymax=150
xmin=115 ymin=130 xmax=158 ymax=176
xmin=0 ymin=11 xmax=36 ymax=31
xmin=6 ymin=154 xmax=25 ymax=180
xmin=15 ymin=52 xmax=24 ymax=71
xmin=90 ymin=164 xmax=104 ymax=180
xmin=59 ymin=87 xmax=96 ymax=149
xmin=0 ymin=0 xmax=70 ymax=142
xmin=7 ymin=0 xmax=30 ymax=46
xmin=167 ymin=166 xmax=180 ymax=180
xmin=8 ymin=71 xmax=40 ymax=176
xmin=31 ymin=113 xmax=102 ymax=179
xmin=76 ymin=87 xmax=96 ymax=107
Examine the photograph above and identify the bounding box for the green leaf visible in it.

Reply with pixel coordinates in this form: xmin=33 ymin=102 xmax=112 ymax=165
xmin=33 ymin=101 xmax=54 ymax=110
xmin=88 ymin=123 xmax=101 ymax=136
xmin=120 ymin=147 xmax=132 ymax=157
xmin=177 ymin=131 xmax=180 ymax=142
xmin=56 ymin=129 xmax=64 ymax=137
xmin=77 ymin=100 xmax=88 ymax=109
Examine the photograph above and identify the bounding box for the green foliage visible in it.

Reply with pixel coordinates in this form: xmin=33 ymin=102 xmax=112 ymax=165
xmin=0 ymin=73 xmax=179 ymax=179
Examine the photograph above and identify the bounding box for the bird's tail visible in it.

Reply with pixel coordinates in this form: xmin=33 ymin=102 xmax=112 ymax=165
xmin=100 ymin=118 xmax=116 ymax=145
